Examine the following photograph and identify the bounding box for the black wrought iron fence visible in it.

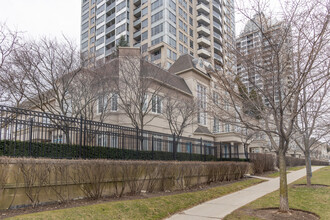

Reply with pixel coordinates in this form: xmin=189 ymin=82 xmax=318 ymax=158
xmin=0 ymin=105 xmax=248 ymax=161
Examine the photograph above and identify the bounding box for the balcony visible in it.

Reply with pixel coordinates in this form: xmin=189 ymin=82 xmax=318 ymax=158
xmin=133 ymin=0 xmax=141 ymax=6
xmin=106 ymin=2 xmax=115 ymax=13
xmin=133 ymin=18 xmax=141 ymax=29
xmin=214 ymin=22 xmax=222 ymax=34
xmin=133 ymin=30 xmax=141 ymax=40
xmin=196 ymin=3 xmax=210 ymax=15
xmin=105 ymin=47 xmax=116 ymax=56
xmin=197 ymin=25 xmax=210 ymax=36
xmin=197 ymin=47 xmax=211 ymax=59
xmin=214 ymin=53 xmax=223 ymax=65
xmin=151 ymin=53 xmax=161 ymax=62
xmin=199 ymin=0 xmax=210 ymax=4
xmin=105 ymin=35 xmax=115 ymax=45
xmin=197 ymin=37 xmax=211 ymax=47
xmin=214 ymin=32 xmax=222 ymax=43
xmin=106 ymin=13 xmax=115 ymax=23
xmin=134 ymin=6 xmax=141 ymax=17
xmin=213 ymin=11 xmax=222 ymax=23
xmin=106 ymin=24 xmax=115 ymax=34
xmin=197 ymin=14 xmax=210 ymax=26
xmin=214 ymin=42 xmax=223 ymax=54
xmin=213 ymin=2 xmax=221 ymax=13
xmin=134 ymin=42 xmax=141 ymax=47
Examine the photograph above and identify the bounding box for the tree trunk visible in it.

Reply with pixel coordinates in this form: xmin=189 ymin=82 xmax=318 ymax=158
xmin=278 ymin=150 xmax=289 ymax=212
xmin=305 ymin=152 xmax=312 ymax=187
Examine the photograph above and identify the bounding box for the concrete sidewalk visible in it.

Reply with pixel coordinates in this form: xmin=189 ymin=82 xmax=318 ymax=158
xmin=167 ymin=166 xmax=324 ymax=220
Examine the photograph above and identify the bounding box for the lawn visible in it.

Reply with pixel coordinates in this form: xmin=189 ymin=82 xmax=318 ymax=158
xmin=224 ymin=166 xmax=330 ymax=220
xmin=265 ymin=166 xmax=305 ymax=178
xmin=8 ymin=178 xmax=263 ymax=220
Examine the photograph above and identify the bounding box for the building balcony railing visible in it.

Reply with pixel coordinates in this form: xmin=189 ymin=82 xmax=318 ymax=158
xmin=197 ymin=47 xmax=211 ymax=58
xmin=106 ymin=24 xmax=115 ymax=34
xmin=105 ymin=35 xmax=115 ymax=45
xmin=196 ymin=3 xmax=210 ymax=15
xmin=197 ymin=13 xmax=210 ymax=25
xmin=106 ymin=13 xmax=115 ymax=23
xmin=197 ymin=25 xmax=210 ymax=36
xmin=134 ymin=6 xmax=141 ymax=17
xmin=133 ymin=0 xmax=141 ymax=6
xmin=197 ymin=36 xmax=211 ymax=47
xmin=214 ymin=32 xmax=222 ymax=43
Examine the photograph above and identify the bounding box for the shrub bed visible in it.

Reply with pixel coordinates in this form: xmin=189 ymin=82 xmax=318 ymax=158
xmin=0 ymin=140 xmax=220 ymax=161
xmin=249 ymin=153 xmax=276 ymax=174
xmin=0 ymin=157 xmax=250 ymax=209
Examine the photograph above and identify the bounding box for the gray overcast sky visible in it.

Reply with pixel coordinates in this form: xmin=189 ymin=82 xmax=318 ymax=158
xmin=0 ymin=0 xmax=81 ymax=45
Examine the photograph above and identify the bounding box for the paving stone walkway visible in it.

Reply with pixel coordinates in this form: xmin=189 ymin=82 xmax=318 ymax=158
xmin=166 ymin=166 xmax=324 ymax=220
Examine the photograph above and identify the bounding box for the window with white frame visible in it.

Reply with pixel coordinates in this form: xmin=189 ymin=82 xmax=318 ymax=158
xmin=197 ymin=83 xmax=207 ymax=125
xmin=213 ymin=117 xmax=220 ymax=133
xmin=225 ymin=123 xmax=230 ymax=132
xmin=212 ymin=91 xmax=219 ymax=105
xmin=142 ymin=133 xmax=148 ymax=150
xmin=97 ymin=134 xmax=108 ymax=147
xmin=110 ymin=93 xmax=118 ymax=111
xmin=110 ymin=134 xmax=118 ymax=148
xmin=152 ymin=95 xmax=162 ymax=113
xmin=168 ymin=137 xmax=173 ymax=152
xmin=97 ymin=95 xmax=107 ymax=114
xmin=142 ymin=94 xmax=148 ymax=112
xmin=153 ymin=135 xmax=162 ymax=151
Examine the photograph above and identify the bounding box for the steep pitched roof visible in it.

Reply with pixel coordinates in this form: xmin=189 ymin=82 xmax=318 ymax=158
xmin=141 ymin=60 xmax=192 ymax=95
xmin=194 ymin=126 xmax=212 ymax=135
xmin=169 ymin=54 xmax=211 ymax=78
xmin=168 ymin=54 xmax=196 ymax=74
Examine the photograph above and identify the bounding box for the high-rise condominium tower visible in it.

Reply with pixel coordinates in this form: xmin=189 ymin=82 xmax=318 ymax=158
xmin=236 ymin=13 xmax=293 ymax=105
xmin=81 ymin=0 xmax=235 ymax=71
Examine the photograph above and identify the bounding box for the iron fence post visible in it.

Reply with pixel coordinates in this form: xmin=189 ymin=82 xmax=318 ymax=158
xmin=79 ymin=116 xmax=83 ymax=158
xmin=29 ymin=118 xmax=33 ymax=157
xmin=200 ymin=138 xmax=203 ymax=161
xmin=189 ymin=142 xmax=192 ymax=161
xmin=122 ymin=132 xmax=124 ymax=159
xmin=173 ymin=133 xmax=176 ymax=160
xmin=136 ymin=126 xmax=139 ymax=159
xmin=229 ymin=143 xmax=232 ymax=160
xmin=151 ymin=135 xmax=154 ymax=160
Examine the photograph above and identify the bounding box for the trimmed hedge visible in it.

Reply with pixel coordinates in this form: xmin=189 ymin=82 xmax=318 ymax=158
xmin=0 ymin=140 xmax=234 ymax=161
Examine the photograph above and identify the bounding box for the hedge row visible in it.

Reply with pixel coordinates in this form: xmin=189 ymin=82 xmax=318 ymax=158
xmin=0 ymin=140 xmax=248 ymax=162
xmin=0 ymin=157 xmax=250 ymax=208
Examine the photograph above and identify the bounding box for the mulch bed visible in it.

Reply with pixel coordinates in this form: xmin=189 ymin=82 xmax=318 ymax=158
xmin=0 ymin=178 xmax=248 ymax=219
xmin=243 ymin=207 xmax=320 ymax=220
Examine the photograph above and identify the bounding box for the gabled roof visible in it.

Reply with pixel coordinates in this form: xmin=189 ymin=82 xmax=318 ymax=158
xmin=169 ymin=54 xmax=211 ymax=78
xmin=141 ymin=60 xmax=192 ymax=95
xmin=194 ymin=126 xmax=212 ymax=135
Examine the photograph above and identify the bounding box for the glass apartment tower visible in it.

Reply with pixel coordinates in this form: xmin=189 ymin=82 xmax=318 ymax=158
xmin=81 ymin=0 xmax=235 ymax=71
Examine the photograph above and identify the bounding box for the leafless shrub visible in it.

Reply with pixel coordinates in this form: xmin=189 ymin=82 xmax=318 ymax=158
xmin=145 ymin=163 xmax=161 ymax=193
xmin=250 ymin=153 xmax=275 ymax=174
xmin=70 ymin=161 xmax=108 ymax=200
xmin=0 ymin=158 xmax=9 ymax=195
xmin=47 ymin=163 xmax=69 ymax=203
xmin=124 ymin=161 xmax=148 ymax=195
xmin=111 ymin=161 xmax=126 ymax=198
xmin=18 ymin=159 xmax=49 ymax=207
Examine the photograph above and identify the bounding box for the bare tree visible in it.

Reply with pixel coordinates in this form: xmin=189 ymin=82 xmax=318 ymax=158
xmin=0 ymin=23 xmax=21 ymax=105
xmin=293 ymin=73 xmax=329 ymax=186
xmin=8 ymin=37 xmax=108 ymax=143
xmin=162 ymin=96 xmax=197 ymax=138
xmin=215 ymin=0 xmax=329 ymax=212
xmin=115 ymin=53 xmax=168 ymax=134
